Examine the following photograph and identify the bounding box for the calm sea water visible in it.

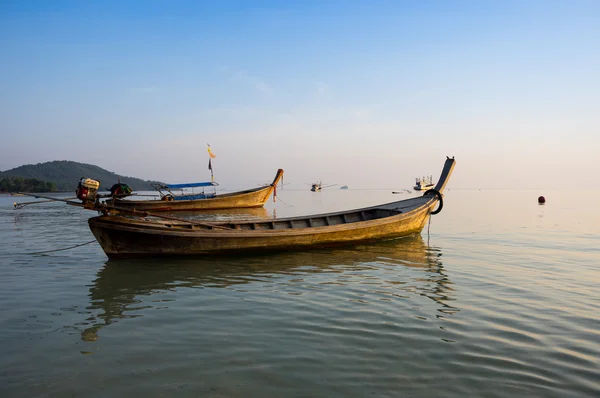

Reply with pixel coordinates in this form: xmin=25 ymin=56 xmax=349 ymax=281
xmin=1 ymin=188 xmax=599 ymax=397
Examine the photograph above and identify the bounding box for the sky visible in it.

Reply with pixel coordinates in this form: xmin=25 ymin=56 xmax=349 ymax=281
xmin=1 ymin=0 xmax=599 ymax=189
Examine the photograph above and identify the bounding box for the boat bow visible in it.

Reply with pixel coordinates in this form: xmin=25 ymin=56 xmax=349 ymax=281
xmin=429 ymin=157 xmax=455 ymax=194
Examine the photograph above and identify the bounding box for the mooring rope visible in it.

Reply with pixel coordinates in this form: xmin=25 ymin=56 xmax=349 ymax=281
xmin=13 ymin=240 xmax=97 ymax=255
xmin=273 ymin=194 xmax=294 ymax=207
xmin=427 ymin=211 xmax=432 ymax=246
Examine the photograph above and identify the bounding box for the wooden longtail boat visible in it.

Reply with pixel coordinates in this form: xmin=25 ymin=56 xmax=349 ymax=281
xmin=105 ymin=169 xmax=284 ymax=211
xmin=89 ymin=158 xmax=455 ymax=259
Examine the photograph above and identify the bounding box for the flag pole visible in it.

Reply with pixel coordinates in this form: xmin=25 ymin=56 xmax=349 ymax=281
xmin=207 ymin=144 xmax=216 ymax=183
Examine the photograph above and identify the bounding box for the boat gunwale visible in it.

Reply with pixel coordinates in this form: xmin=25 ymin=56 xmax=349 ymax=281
xmin=89 ymin=196 xmax=437 ymax=238
xmin=110 ymin=169 xmax=283 ymax=206
xmin=112 ymin=184 xmax=274 ymax=205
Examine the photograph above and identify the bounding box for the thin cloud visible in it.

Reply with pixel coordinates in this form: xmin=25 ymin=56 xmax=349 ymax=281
xmin=354 ymin=108 xmax=372 ymax=119
xmin=315 ymin=82 xmax=330 ymax=97
xmin=220 ymin=66 xmax=274 ymax=95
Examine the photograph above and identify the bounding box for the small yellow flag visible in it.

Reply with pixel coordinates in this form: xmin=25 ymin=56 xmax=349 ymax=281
xmin=207 ymin=145 xmax=216 ymax=159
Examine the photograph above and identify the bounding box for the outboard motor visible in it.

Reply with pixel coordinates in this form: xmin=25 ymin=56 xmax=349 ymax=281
xmin=76 ymin=177 xmax=100 ymax=206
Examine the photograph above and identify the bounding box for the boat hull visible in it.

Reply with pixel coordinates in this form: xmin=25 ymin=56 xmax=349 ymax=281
xmin=88 ymin=205 xmax=434 ymax=259
xmin=107 ymin=186 xmax=274 ymax=211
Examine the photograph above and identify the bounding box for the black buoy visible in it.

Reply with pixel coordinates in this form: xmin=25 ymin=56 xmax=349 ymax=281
xmin=538 ymin=196 xmax=546 ymax=204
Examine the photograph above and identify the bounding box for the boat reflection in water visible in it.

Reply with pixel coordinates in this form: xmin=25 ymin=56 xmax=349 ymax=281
xmin=80 ymin=235 xmax=457 ymax=342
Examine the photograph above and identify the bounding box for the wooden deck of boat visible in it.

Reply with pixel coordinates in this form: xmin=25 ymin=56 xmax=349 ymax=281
xmin=155 ymin=207 xmax=405 ymax=232
xmin=136 ymin=193 xmax=434 ymax=233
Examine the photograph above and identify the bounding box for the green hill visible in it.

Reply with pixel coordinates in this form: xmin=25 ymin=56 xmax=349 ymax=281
xmin=0 ymin=161 xmax=163 ymax=192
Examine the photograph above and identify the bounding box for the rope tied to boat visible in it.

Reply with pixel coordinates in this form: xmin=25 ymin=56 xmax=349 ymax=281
xmin=427 ymin=212 xmax=432 ymax=245
xmin=272 ymin=170 xmax=284 ymax=202
xmin=423 ymin=189 xmax=443 ymax=246
xmin=13 ymin=240 xmax=97 ymax=255
xmin=423 ymin=189 xmax=443 ymax=215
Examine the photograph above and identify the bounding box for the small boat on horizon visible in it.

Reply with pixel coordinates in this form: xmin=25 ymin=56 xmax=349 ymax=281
xmin=340 ymin=185 xmax=348 ymax=190
xmin=414 ymin=175 xmax=435 ymax=191
xmin=310 ymin=181 xmax=337 ymax=191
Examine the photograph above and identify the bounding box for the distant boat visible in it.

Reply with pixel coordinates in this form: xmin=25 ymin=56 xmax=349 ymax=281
xmin=340 ymin=185 xmax=348 ymax=190
xmin=414 ymin=175 xmax=434 ymax=191
xmin=310 ymin=181 xmax=337 ymax=191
